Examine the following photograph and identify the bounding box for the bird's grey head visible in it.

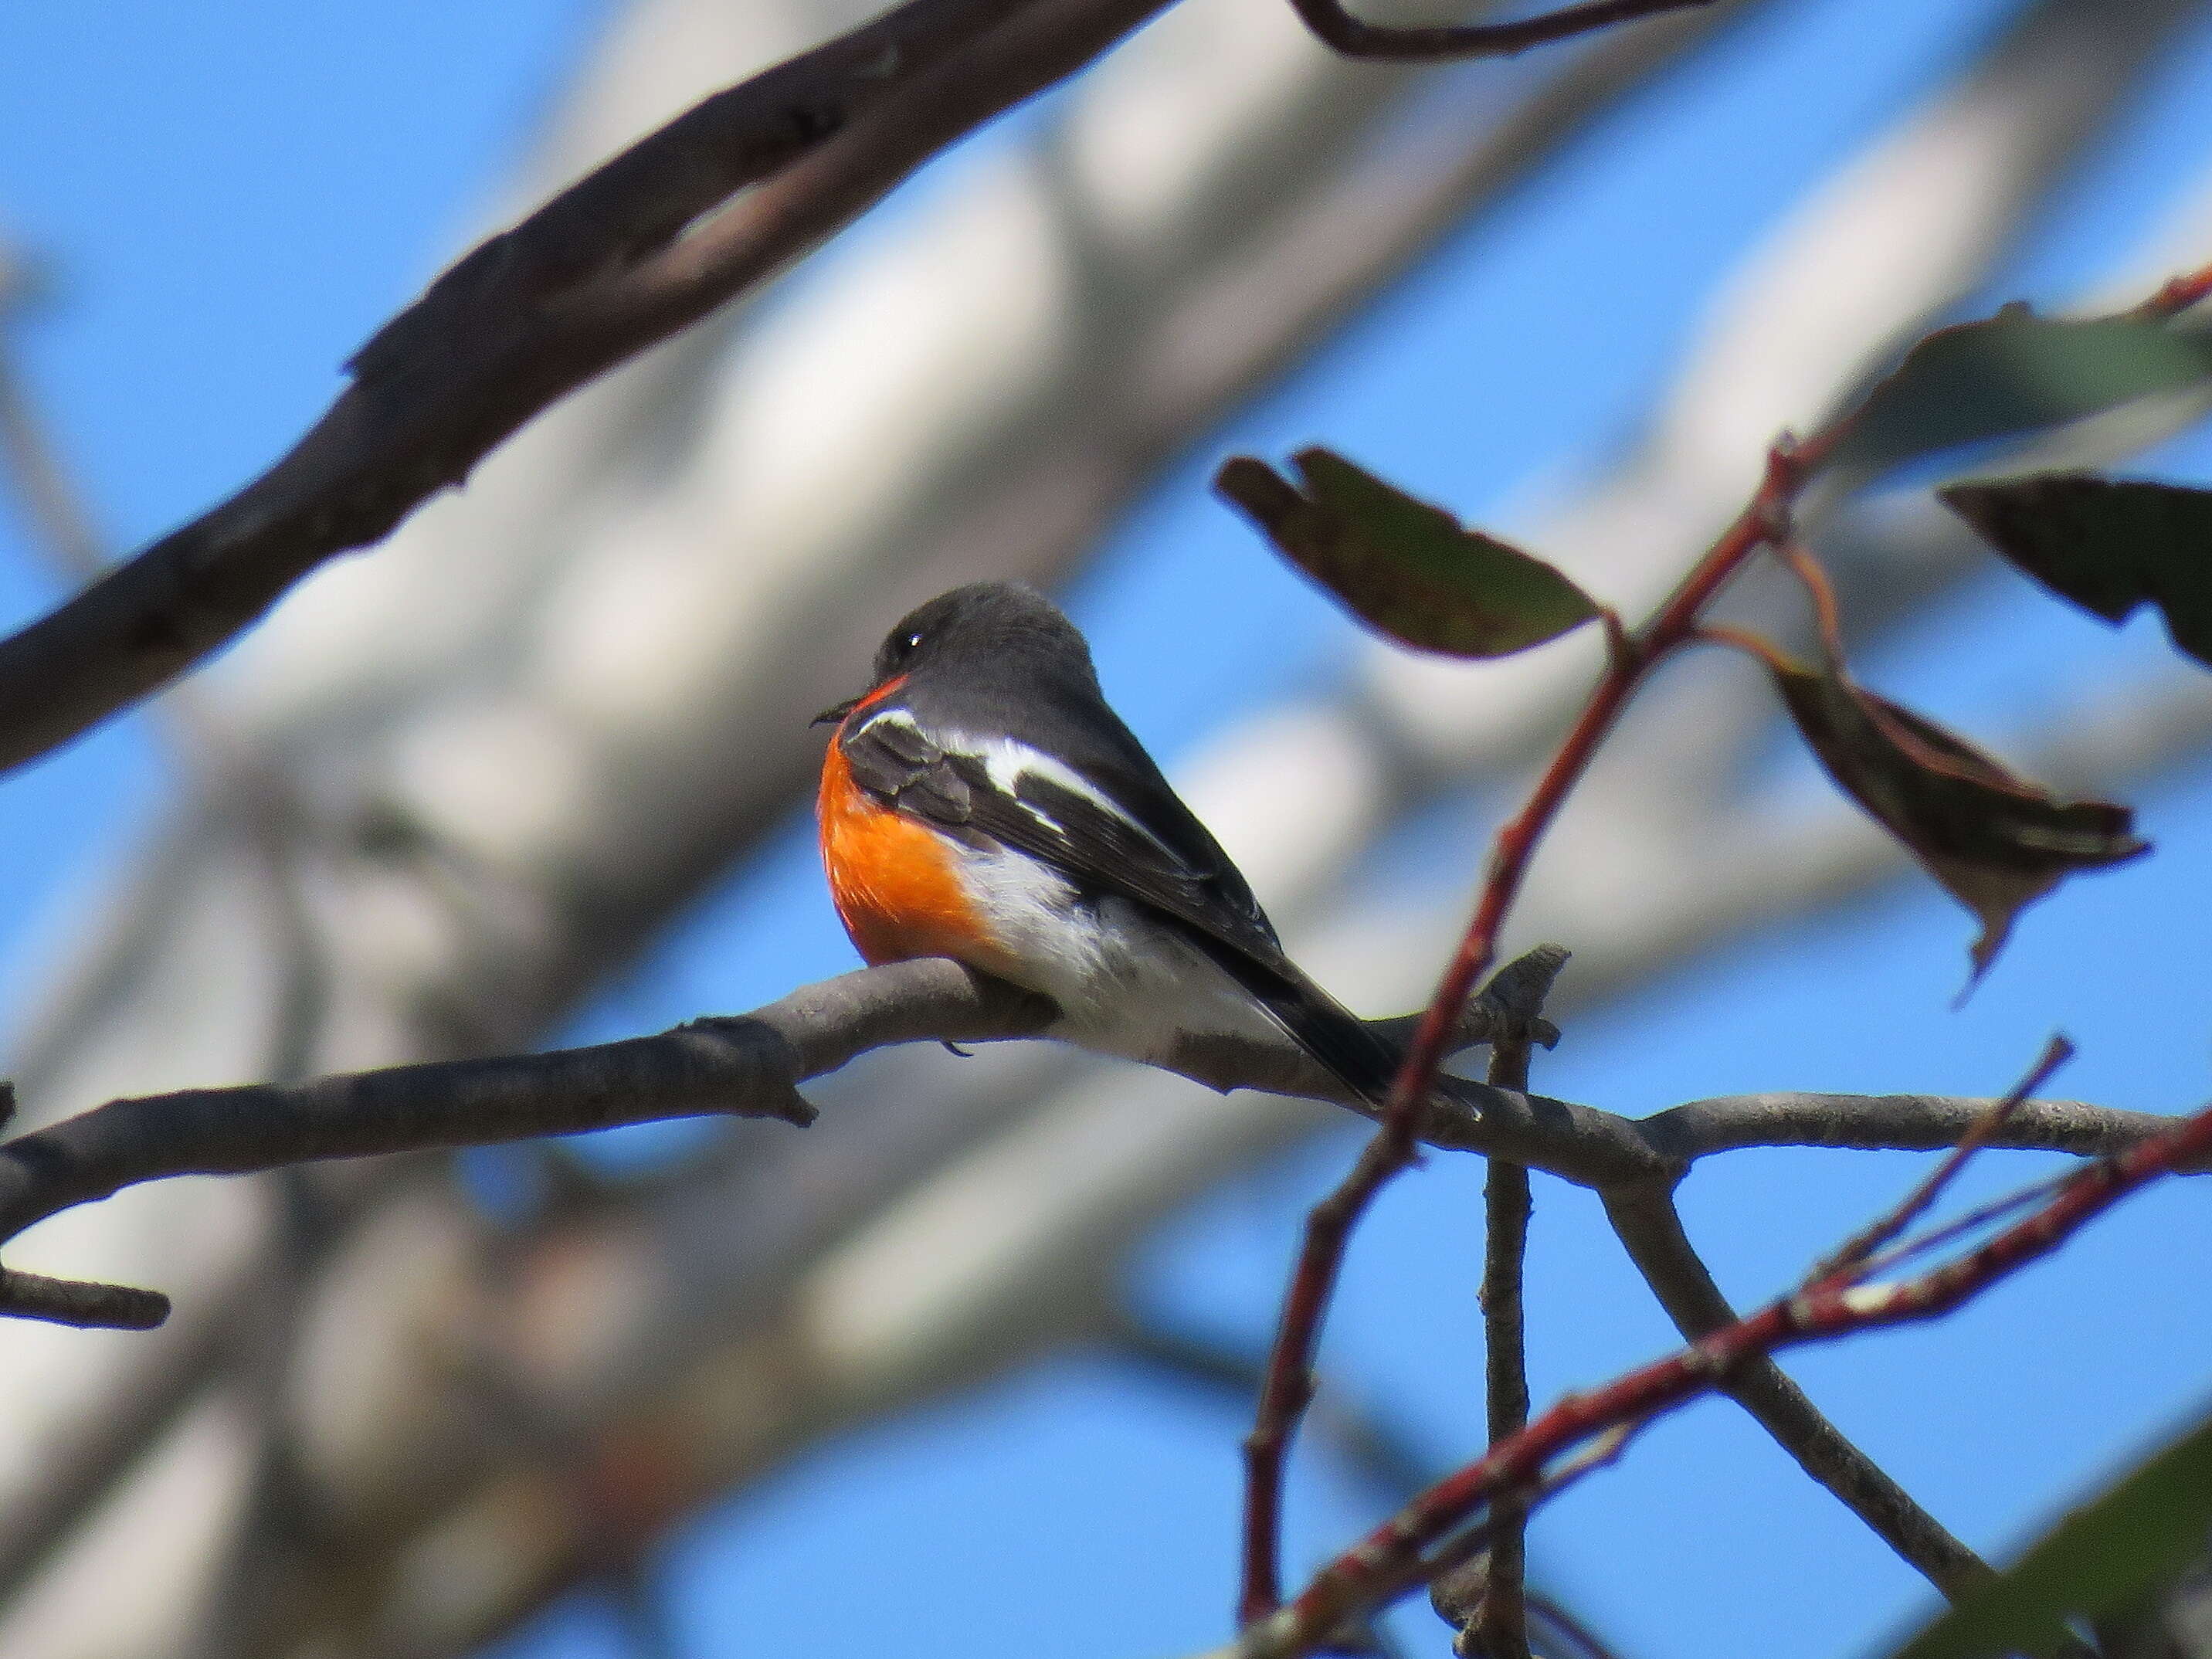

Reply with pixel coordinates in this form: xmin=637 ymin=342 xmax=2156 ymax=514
xmin=867 ymin=581 xmax=1096 ymax=690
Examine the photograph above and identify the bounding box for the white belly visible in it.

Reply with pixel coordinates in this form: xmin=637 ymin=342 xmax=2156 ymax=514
xmin=948 ymin=840 xmax=1288 ymax=1066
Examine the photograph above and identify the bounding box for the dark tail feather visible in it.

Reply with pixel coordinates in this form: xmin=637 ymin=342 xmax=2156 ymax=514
xmin=1190 ymin=938 xmax=1404 ymax=1108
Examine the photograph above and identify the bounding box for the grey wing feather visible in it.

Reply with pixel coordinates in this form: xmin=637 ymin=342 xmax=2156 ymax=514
xmin=841 ymin=714 xmax=973 ymax=823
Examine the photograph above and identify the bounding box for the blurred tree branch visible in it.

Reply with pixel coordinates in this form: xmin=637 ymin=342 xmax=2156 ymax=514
xmin=0 ymin=257 xmax=105 ymax=585
xmin=0 ymin=0 xmax=1171 ymax=775
xmin=0 ymin=0 xmax=1728 ymax=780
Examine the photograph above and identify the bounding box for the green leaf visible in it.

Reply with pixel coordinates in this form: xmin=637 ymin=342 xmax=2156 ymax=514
xmin=1825 ymin=306 xmax=2212 ymax=484
xmin=1766 ymin=656 xmax=2146 ymax=984
xmin=1942 ymin=473 xmax=2212 ymax=670
xmin=1881 ymin=1406 xmax=2212 ymax=1659
xmin=1215 ymin=449 xmax=1596 ymax=658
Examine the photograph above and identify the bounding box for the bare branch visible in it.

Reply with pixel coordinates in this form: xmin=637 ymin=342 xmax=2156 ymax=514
xmin=1444 ymin=948 xmax=1566 ymax=1659
xmin=0 ymin=308 xmax=107 ymax=583
xmin=0 ymin=959 xmax=1053 ymax=1255
xmin=1644 ymin=1090 xmax=2199 ymax=1169
xmin=1471 ymin=1111 xmax=1536 ymax=1655
xmin=1237 ymin=945 xmax=1570 ymax=1625
xmin=2 ymin=957 xmax=2201 ymax=1331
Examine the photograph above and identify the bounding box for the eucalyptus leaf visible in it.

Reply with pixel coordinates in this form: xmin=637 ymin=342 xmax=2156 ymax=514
xmin=1766 ymin=655 xmax=2146 ymax=984
xmin=1826 ymin=306 xmax=2212 ymax=485
xmin=1216 ymin=448 xmax=1596 ymax=658
xmin=1943 ymin=472 xmax=2212 ymax=669
xmin=1881 ymin=1406 xmax=2212 ymax=1659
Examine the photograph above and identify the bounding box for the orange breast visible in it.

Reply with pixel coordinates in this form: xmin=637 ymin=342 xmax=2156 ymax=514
xmin=818 ymin=729 xmax=999 ymax=969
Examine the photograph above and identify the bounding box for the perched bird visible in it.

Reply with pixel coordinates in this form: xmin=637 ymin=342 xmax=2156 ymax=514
xmin=815 ymin=581 xmax=1401 ymax=1104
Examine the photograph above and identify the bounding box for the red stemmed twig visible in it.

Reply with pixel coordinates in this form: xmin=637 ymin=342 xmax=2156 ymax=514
xmin=1235 ymin=253 xmax=2212 ymax=1627
xmin=1814 ymin=1034 xmax=2074 ymax=1285
xmin=1232 ymin=1089 xmax=2212 ymax=1659
xmin=1238 ymin=434 xmax=1826 ymax=1623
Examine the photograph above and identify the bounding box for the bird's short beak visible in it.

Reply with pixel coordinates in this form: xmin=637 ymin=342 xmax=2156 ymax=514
xmin=813 ymin=694 xmax=862 ymax=728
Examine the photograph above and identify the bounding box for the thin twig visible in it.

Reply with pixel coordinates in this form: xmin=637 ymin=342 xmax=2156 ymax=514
xmin=1814 ymin=1034 xmax=2074 ymax=1284
xmin=1857 ymin=1166 xmax=2078 ymax=1281
xmin=1602 ymin=1184 xmax=1991 ymax=1595
xmin=1240 ymin=1129 xmax=1400 ymax=1621
xmin=1460 ymin=954 xmax=1567 ymax=1659
xmin=0 ymin=1267 xmax=168 ymax=1330
xmin=1237 ymin=946 xmax=1566 ymax=1623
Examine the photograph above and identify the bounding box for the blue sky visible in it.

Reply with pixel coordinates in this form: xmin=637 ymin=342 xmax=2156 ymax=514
xmin=6 ymin=3 xmax=2212 ymax=1658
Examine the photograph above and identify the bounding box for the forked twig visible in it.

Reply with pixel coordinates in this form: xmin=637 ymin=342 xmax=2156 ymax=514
xmin=1231 ymin=1084 xmax=2212 ymax=1658
xmin=1815 ymin=1034 xmax=2075 ymax=1285
xmin=1240 ymin=431 xmax=1824 ymax=1623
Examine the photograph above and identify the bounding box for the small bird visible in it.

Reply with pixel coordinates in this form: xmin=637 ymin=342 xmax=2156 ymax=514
xmin=815 ymin=581 xmax=1401 ymax=1104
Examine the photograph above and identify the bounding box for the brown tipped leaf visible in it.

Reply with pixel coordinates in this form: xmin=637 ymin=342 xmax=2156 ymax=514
xmin=1825 ymin=306 xmax=2212 ymax=485
xmin=1767 ymin=656 xmax=2147 ymax=982
xmin=1215 ymin=448 xmax=1596 ymax=658
xmin=1942 ymin=473 xmax=2212 ymax=670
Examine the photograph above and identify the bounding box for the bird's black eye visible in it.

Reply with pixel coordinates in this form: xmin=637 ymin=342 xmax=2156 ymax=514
xmin=896 ymin=629 xmax=923 ymax=660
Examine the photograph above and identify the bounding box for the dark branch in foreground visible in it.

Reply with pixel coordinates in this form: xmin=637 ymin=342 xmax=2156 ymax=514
xmin=0 ymin=1267 xmax=167 ymax=1330
xmin=1284 ymin=0 xmax=1723 ymax=62
xmin=0 ymin=959 xmax=2197 ymax=1328
xmin=0 ymin=0 xmax=1746 ymax=779
xmin=0 ymin=0 xmax=1169 ymax=776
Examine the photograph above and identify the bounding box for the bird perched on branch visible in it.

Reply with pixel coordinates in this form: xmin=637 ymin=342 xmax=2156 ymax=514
xmin=815 ymin=580 xmax=1401 ymax=1104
